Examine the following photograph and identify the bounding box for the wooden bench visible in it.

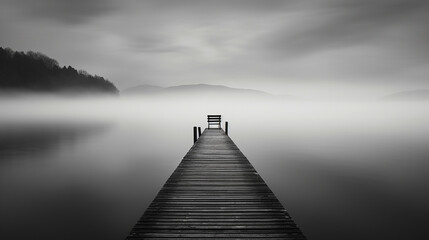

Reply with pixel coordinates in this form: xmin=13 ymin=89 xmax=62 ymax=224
xmin=207 ymin=115 xmax=221 ymax=129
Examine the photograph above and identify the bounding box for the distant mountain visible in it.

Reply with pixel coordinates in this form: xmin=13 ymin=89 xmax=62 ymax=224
xmin=384 ymin=89 xmax=429 ymax=101
xmin=0 ymin=47 xmax=118 ymax=95
xmin=123 ymin=84 xmax=296 ymax=100
xmin=122 ymin=84 xmax=164 ymax=95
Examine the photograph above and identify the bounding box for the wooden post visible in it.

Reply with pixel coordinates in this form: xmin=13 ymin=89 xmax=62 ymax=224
xmin=198 ymin=127 xmax=202 ymax=137
xmin=193 ymin=126 xmax=198 ymax=144
xmin=225 ymin=121 xmax=229 ymax=136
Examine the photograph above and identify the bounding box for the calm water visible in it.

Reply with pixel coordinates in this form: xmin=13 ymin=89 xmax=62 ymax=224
xmin=1 ymin=97 xmax=428 ymax=240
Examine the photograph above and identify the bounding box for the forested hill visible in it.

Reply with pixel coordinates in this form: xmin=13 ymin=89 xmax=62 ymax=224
xmin=0 ymin=47 xmax=118 ymax=95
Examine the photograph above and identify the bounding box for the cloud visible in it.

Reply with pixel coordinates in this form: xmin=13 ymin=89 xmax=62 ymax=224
xmin=122 ymin=34 xmax=191 ymax=54
xmin=255 ymin=0 xmax=429 ymax=59
xmin=2 ymin=0 xmax=118 ymax=24
xmin=129 ymin=0 xmax=297 ymax=15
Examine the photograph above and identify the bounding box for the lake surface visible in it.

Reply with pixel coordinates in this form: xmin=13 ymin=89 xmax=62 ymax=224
xmin=1 ymin=97 xmax=428 ymax=240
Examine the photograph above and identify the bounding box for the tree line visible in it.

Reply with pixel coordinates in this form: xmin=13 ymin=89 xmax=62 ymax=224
xmin=0 ymin=47 xmax=118 ymax=94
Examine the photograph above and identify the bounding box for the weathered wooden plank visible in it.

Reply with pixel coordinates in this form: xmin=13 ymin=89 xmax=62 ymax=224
xmin=125 ymin=129 xmax=306 ymax=239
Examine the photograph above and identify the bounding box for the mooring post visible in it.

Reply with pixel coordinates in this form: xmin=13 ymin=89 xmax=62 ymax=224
xmin=198 ymin=127 xmax=202 ymax=137
xmin=225 ymin=121 xmax=229 ymax=135
xmin=193 ymin=126 xmax=198 ymax=144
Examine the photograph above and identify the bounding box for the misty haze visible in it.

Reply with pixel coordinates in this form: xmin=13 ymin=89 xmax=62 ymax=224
xmin=1 ymin=0 xmax=429 ymax=240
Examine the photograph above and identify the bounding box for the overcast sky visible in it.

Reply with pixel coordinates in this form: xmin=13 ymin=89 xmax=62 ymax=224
xmin=0 ymin=0 xmax=428 ymax=99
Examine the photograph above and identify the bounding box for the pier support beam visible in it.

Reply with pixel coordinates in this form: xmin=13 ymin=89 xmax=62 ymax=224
xmin=193 ymin=126 xmax=198 ymax=144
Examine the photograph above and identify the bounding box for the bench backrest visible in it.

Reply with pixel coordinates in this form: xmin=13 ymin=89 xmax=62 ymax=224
xmin=207 ymin=115 xmax=221 ymax=129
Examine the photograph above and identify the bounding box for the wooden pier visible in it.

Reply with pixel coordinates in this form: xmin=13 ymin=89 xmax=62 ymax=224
xmin=126 ymin=121 xmax=306 ymax=239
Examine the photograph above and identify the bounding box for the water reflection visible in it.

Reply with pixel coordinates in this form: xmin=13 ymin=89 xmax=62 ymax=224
xmin=0 ymin=97 xmax=428 ymax=240
xmin=0 ymin=123 xmax=109 ymax=161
